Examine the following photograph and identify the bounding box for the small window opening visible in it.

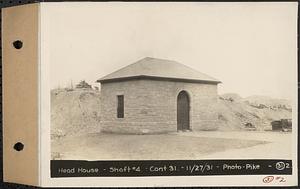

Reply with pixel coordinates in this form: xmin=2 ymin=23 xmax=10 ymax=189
xmin=117 ymin=95 xmax=124 ymax=118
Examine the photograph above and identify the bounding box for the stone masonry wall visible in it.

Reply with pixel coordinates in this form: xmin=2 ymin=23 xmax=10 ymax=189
xmin=100 ymin=79 xmax=218 ymax=134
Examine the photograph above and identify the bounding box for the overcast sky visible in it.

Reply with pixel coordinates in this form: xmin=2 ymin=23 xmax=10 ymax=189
xmin=43 ymin=2 xmax=297 ymax=100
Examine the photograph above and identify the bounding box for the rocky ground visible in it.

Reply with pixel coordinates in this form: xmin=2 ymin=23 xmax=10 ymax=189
xmin=216 ymin=93 xmax=291 ymax=131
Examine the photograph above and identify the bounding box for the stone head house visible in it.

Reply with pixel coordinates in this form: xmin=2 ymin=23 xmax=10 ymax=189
xmin=97 ymin=57 xmax=221 ymax=134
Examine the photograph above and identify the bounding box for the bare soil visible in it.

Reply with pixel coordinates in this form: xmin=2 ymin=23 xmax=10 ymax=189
xmin=51 ymin=132 xmax=268 ymax=160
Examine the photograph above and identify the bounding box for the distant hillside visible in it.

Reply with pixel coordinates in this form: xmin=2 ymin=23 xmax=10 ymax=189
xmin=217 ymin=94 xmax=292 ymax=131
xmin=51 ymin=90 xmax=292 ymax=137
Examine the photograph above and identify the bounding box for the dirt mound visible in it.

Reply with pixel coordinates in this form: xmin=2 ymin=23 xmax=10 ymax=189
xmin=243 ymin=95 xmax=291 ymax=110
xmin=51 ymin=88 xmax=101 ymax=139
xmin=217 ymin=94 xmax=292 ymax=131
xmin=220 ymin=93 xmax=243 ymax=102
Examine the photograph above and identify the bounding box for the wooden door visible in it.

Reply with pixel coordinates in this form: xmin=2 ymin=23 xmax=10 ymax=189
xmin=177 ymin=91 xmax=190 ymax=131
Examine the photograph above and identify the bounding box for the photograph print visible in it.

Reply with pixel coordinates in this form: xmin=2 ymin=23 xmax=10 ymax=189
xmin=49 ymin=2 xmax=297 ymax=161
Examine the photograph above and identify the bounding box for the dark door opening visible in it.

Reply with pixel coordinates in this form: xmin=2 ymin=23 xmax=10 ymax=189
xmin=177 ymin=91 xmax=190 ymax=131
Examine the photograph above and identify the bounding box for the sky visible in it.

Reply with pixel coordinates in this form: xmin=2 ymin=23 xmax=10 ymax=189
xmin=43 ymin=2 xmax=297 ymax=100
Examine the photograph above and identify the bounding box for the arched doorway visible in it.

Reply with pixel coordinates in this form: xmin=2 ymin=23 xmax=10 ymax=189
xmin=177 ymin=91 xmax=190 ymax=131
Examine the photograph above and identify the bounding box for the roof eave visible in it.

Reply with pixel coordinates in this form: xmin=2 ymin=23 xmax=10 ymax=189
xmin=97 ymin=75 xmax=221 ymax=85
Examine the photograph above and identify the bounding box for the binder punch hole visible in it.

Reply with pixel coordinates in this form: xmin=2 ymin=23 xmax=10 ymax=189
xmin=12 ymin=40 xmax=23 ymax=49
xmin=13 ymin=142 xmax=24 ymax=151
